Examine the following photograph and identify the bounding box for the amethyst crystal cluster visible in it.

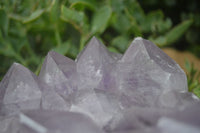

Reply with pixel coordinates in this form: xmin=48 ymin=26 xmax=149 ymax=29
xmin=0 ymin=37 xmax=199 ymax=133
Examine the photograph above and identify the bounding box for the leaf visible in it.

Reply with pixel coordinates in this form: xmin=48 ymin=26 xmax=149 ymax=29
xmin=111 ymin=36 xmax=130 ymax=52
xmin=157 ymin=18 xmax=172 ymax=33
xmin=165 ymin=19 xmax=193 ymax=45
xmin=0 ymin=8 xmax=9 ymax=36
xmin=69 ymin=0 xmax=96 ymax=11
xmin=0 ymin=43 xmax=16 ymax=57
xmin=69 ymin=0 xmax=96 ymax=5
xmin=124 ymin=0 xmax=145 ymax=23
xmin=112 ymin=12 xmax=131 ymax=33
xmin=53 ymin=41 xmax=71 ymax=55
xmin=67 ymin=44 xmax=79 ymax=59
xmin=23 ymin=9 xmax=44 ymax=23
xmin=108 ymin=46 xmax=120 ymax=53
xmin=150 ymin=36 xmax=167 ymax=46
xmin=193 ymin=86 xmax=200 ymax=98
xmin=141 ymin=10 xmax=164 ymax=33
xmin=91 ymin=5 xmax=112 ymax=34
xmin=61 ymin=5 xmax=84 ymax=25
xmin=110 ymin=0 xmax=124 ymax=13
xmin=50 ymin=0 xmax=60 ymax=22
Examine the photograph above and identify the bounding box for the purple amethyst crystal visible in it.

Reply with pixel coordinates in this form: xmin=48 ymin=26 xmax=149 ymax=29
xmin=0 ymin=63 xmax=41 ymax=116
xmin=0 ymin=37 xmax=199 ymax=133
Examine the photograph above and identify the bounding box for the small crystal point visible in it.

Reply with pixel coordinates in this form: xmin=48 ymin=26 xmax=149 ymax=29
xmin=76 ymin=37 xmax=115 ymax=89
xmin=76 ymin=36 xmax=113 ymax=62
xmin=0 ymin=63 xmax=41 ymax=115
xmin=39 ymin=51 xmax=77 ymax=98
xmin=39 ymin=51 xmax=76 ymax=82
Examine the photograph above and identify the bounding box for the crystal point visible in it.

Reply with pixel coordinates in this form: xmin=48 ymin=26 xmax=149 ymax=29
xmin=39 ymin=51 xmax=77 ymax=99
xmin=0 ymin=63 xmax=41 ymax=115
xmin=116 ymin=38 xmax=188 ymax=108
xmin=76 ymin=37 xmax=115 ymax=89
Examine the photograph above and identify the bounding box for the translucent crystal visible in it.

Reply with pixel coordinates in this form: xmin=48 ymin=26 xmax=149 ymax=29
xmin=39 ymin=51 xmax=77 ymax=99
xmin=70 ymin=88 xmax=112 ymax=127
xmin=156 ymin=105 xmax=200 ymax=133
xmin=116 ymin=37 xmax=188 ymax=108
xmin=0 ymin=37 xmax=199 ymax=133
xmin=0 ymin=63 xmax=41 ymax=116
xmin=0 ymin=110 xmax=104 ymax=133
xmin=76 ymin=37 xmax=116 ymax=89
xmin=40 ymin=86 xmax=70 ymax=111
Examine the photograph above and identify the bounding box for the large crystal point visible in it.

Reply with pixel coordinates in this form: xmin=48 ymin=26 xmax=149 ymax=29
xmin=0 ymin=63 xmax=41 ymax=116
xmin=121 ymin=37 xmax=187 ymax=92
xmin=116 ymin=37 xmax=188 ymax=108
xmin=39 ymin=51 xmax=77 ymax=98
xmin=76 ymin=37 xmax=116 ymax=89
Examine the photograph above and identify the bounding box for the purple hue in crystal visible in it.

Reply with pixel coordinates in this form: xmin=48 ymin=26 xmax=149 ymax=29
xmin=1 ymin=110 xmax=104 ymax=133
xmin=39 ymin=51 xmax=77 ymax=98
xmin=76 ymin=37 xmax=116 ymax=89
xmin=115 ymin=37 xmax=188 ymax=108
xmin=0 ymin=63 xmax=41 ymax=116
xmin=0 ymin=37 xmax=199 ymax=133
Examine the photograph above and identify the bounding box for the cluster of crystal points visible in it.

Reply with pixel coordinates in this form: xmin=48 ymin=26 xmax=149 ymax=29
xmin=0 ymin=37 xmax=200 ymax=133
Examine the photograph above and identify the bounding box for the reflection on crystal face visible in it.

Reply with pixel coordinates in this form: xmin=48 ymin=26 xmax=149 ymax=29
xmin=0 ymin=37 xmax=199 ymax=133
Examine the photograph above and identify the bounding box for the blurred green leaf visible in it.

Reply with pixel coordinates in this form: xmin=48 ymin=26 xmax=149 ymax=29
xmin=111 ymin=36 xmax=130 ymax=52
xmin=0 ymin=8 xmax=9 ymax=36
xmin=110 ymin=0 xmax=124 ymax=13
xmin=193 ymin=87 xmax=200 ymax=98
xmin=150 ymin=36 xmax=167 ymax=46
xmin=69 ymin=0 xmax=96 ymax=5
xmin=23 ymin=9 xmax=44 ymax=23
xmin=91 ymin=5 xmax=112 ymax=34
xmin=69 ymin=0 xmax=96 ymax=10
xmin=141 ymin=10 xmax=164 ymax=33
xmin=49 ymin=0 xmax=60 ymax=23
xmin=53 ymin=41 xmax=71 ymax=55
xmin=61 ymin=5 xmax=84 ymax=25
xmin=0 ymin=43 xmax=16 ymax=57
xmin=165 ymin=19 xmax=193 ymax=45
xmin=67 ymin=43 xmax=79 ymax=59
xmin=108 ymin=46 xmax=119 ymax=53
xmin=125 ymin=0 xmax=145 ymax=24
xmin=185 ymin=61 xmax=200 ymax=98
xmin=157 ymin=18 xmax=172 ymax=33
xmin=112 ymin=13 xmax=131 ymax=33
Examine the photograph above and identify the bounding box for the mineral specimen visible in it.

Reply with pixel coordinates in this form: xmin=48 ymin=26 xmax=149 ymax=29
xmin=0 ymin=37 xmax=199 ymax=133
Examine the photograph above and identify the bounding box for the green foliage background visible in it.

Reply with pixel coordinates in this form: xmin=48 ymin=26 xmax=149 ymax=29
xmin=0 ymin=0 xmax=200 ymax=96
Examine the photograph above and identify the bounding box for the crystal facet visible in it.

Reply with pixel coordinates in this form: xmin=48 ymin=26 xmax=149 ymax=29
xmin=39 ymin=51 xmax=77 ymax=98
xmin=0 ymin=63 xmax=41 ymax=116
xmin=0 ymin=37 xmax=199 ymax=133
